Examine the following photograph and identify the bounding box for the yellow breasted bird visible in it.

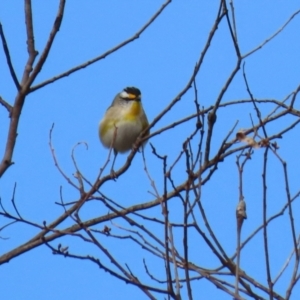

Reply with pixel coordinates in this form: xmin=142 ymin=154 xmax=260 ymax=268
xmin=99 ymin=87 xmax=149 ymax=174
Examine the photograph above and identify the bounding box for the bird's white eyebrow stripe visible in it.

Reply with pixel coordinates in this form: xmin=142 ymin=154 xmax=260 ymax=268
xmin=120 ymin=91 xmax=129 ymax=98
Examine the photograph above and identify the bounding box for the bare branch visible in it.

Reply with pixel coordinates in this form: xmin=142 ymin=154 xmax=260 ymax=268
xmin=26 ymin=0 xmax=66 ymax=88
xmin=22 ymin=0 xmax=38 ymax=83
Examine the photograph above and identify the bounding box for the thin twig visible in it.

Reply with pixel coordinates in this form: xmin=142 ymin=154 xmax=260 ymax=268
xmin=262 ymin=147 xmax=273 ymax=297
xmin=29 ymin=0 xmax=172 ymax=93
xmin=0 ymin=96 xmax=12 ymax=114
xmin=0 ymin=23 xmax=20 ymax=89
xmin=243 ymin=9 xmax=300 ymax=58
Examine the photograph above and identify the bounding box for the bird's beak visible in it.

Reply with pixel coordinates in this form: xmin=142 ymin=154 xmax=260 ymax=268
xmin=127 ymin=93 xmax=138 ymax=100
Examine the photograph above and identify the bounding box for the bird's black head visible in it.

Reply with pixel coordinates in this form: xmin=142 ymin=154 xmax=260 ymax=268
xmin=124 ymin=87 xmax=141 ymax=97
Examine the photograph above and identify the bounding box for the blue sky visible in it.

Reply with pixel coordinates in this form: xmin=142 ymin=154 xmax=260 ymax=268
xmin=1 ymin=1 xmax=300 ymax=299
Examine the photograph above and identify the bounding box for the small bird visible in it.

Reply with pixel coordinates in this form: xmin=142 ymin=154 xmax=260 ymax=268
xmin=99 ymin=87 xmax=149 ymax=175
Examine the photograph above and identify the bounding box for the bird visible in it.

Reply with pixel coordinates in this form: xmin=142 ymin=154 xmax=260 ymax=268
xmin=99 ymin=87 xmax=149 ymax=175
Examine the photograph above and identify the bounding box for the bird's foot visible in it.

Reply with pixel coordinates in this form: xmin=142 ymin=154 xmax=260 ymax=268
xmin=110 ymin=169 xmax=118 ymax=180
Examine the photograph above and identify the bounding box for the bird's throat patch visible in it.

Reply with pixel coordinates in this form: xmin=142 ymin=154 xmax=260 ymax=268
xmin=125 ymin=101 xmax=142 ymax=120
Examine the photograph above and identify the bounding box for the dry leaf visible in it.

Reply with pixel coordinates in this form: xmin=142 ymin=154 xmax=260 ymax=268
xmin=236 ymin=199 xmax=247 ymax=220
xmin=236 ymin=130 xmax=260 ymax=149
